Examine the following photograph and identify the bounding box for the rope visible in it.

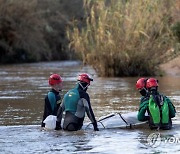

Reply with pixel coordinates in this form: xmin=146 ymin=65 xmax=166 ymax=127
xmin=118 ymin=113 xmax=133 ymax=128
xmin=85 ymin=113 xmax=135 ymax=129
xmin=98 ymin=113 xmax=115 ymax=122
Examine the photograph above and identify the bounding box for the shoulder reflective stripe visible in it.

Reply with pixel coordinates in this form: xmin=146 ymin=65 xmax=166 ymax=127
xmin=48 ymin=92 xmax=56 ymax=111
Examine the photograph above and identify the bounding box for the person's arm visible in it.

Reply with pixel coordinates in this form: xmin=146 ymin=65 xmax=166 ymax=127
xmin=47 ymin=91 xmax=57 ymax=114
xmin=83 ymin=95 xmax=99 ymax=131
xmin=41 ymin=95 xmax=53 ymax=127
xmin=55 ymin=99 xmax=65 ymax=130
xmin=166 ymin=96 xmax=176 ymax=118
xmin=137 ymin=100 xmax=149 ymax=121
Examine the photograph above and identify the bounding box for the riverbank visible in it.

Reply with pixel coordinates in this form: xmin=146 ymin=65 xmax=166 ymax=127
xmin=160 ymin=55 xmax=180 ymax=76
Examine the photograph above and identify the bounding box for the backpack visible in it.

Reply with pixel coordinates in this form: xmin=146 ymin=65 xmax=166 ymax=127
xmin=148 ymin=94 xmax=169 ymax=128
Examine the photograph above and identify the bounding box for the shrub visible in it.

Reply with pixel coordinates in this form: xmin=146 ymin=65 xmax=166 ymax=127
xmin=172 ymin=22 xmax=180 ymax=42
xmin=68 ymin=0 xmax=178 ymax=77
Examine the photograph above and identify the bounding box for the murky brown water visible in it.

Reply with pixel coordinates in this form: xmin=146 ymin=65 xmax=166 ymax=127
xmin=0 ymin=61 xmax=180 ymax=153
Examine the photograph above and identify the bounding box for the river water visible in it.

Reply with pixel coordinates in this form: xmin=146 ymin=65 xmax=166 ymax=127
xmin=0 ymin=61 xmax=180 ymax=154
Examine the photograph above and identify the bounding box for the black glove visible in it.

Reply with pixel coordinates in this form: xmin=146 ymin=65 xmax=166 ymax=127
xmin=93 ymin=122 xmax=99 ymax=131
xmin=55 ymin=121 xmax=62 ymax=130
xmin=94 ymin=126 xmax=99 ymax=131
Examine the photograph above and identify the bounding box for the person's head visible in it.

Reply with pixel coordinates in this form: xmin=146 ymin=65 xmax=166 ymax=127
xmin=77 ymin=73 xmax=93 ymax=91
xmin=146 ymin=78 xmax=158 ymax=94
xmin=49 ymin=74 xmax=63 ymax=92
xmin=136 ymin=78 xmax=148 ymax=96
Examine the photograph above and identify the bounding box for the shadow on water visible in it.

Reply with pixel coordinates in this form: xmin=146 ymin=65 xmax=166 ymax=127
xmin=0 ymin=61 xmax=180 ymax=153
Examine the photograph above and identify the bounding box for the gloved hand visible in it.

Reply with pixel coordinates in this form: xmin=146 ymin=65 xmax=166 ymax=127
xmin=94 ymin=126 xmax=99 ymax=131
xmin=93 ymin=122 xmax=99 ymax=131
xmin=55 ymin=121 xmax=62 ymax=130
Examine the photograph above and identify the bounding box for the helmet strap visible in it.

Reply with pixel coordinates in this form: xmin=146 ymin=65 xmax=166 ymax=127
xmin=149 ymin=87 xmax=158 ymax=95
xmin=78 ymin=82 xmax=89 ymax=90
xmin=139 ymin=88 xmax=148 ymax=96
xmin=52 ymin=84 xmax=62 ymax=92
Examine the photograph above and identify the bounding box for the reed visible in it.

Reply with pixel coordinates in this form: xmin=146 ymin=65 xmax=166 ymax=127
xmin=68 ymin=0 xmax=178 ymax=76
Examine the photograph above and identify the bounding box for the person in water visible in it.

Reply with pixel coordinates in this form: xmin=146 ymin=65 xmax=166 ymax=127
xmin=136 ymin=78 xmax=148 ymax=97
xmin=136 ymin=78 xmax=149 ymax=121
xmin=41 ymin=74 xmax=63 ymax=128
xmin=136 ymin=78 xmax=176 ymax=130
xmin=55 ymin=73 xmax=99 ymax=131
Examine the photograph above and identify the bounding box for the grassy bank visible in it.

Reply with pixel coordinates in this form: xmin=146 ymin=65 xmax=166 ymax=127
xmin=68 ymin=0 xmax=180 ymax=76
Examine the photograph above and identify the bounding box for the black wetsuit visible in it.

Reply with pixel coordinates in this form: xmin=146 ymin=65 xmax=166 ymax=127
xmin=41 ymin=89 xmax=61 ymax=127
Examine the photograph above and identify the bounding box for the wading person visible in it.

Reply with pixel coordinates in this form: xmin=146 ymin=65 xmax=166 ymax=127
xmin=41 ymin=74 xmax=63 ymax=128
xmin=55 ymin=73 xmax=99 ymax=131
xmin=136 ymin=78 xmax=149 ymax=121
xmin=136 ymin=78 xmax=148 ymax=97
xmin=136 ymin=78 xmax=176 ymax=130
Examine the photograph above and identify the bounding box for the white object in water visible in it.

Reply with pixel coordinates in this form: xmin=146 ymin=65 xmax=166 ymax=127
xmin=43 ymin=115 xmax=57 ymax=130
xmin=83 ymin=111 xmax=147 ymax=129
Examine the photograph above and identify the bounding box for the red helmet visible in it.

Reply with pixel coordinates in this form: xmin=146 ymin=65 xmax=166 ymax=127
xmin=77 ymin=73 xmax=93 ymax=84
xmin=146 ymin=78 xmax=158 ymax=89
xmin=136 ymin=78 xmax=147 ymax=90
xmin=49 ymin=74 xmax=62 ymax=85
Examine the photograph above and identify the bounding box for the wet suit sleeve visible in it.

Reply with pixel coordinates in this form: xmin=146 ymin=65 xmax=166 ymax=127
xmin=82 ymin=95 xmax=99 ymax=131
xmin=137 ymin=100 xmax=149 ymax=121
xmin=166 ymin=97 xmax=176 ymax=118
xmin=56 ymin=99 xmax=65 ymax=129
xmin=41 ymin=95 xmax=54 ymax=127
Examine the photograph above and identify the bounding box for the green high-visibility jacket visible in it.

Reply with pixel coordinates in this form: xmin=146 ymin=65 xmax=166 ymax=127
xmin=137 ymin=94 xmax=176 ymax=122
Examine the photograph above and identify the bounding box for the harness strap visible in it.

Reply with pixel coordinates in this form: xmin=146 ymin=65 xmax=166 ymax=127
xmin=98 ymin=121 xmax=106 ymax=129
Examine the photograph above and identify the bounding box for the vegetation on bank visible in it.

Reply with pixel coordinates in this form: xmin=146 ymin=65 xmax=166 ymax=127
xmin=0 ymin=0 xmax=179 ymax=77
xmin=0 ymin=0 xmax=84 ymax=63
xmin=68 ymin=0 xmax=180 ymax=76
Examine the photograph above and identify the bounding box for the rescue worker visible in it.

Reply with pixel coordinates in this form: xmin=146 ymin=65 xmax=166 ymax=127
xmin=136 ymin=78 xmax=148 ymax=97
xmin=136 ymin=78 xmax=149 ymax=122
xmin=136 ymin=78 xmax=176 ymax=130
xmin=56 ymin=73 xmax=99 ymax=131
xmin=41 ymin=74 xmax=63 ymax=128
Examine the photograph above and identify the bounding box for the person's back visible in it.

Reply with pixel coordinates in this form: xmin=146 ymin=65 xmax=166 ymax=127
xmin=148 ymin=91 xmax=175 ymax=130
xmin=64 ymin=87 xmax=80 ymax=114
xmin=136 ymin=78 xmax=176 ymax=130
xmin=63 ymin=84 xmax=87 ymax=130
